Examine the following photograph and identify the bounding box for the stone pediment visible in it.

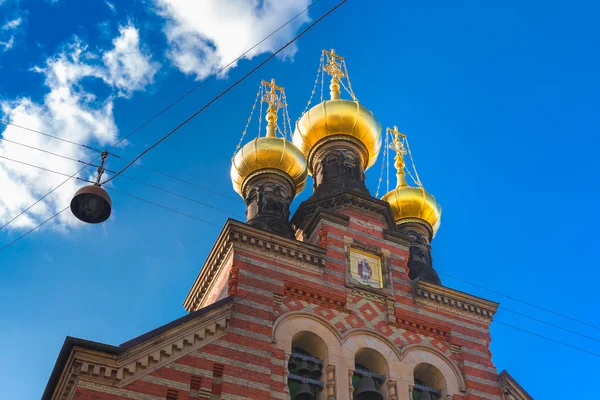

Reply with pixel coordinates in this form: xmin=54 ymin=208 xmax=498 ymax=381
xmin=44 ymin=297 xmax=232 ymax=400
xmin=499 ymin=370 xmax=534 ymax=400
xmin=291 ymin=189 xmax=399 ymax=233
xmin=414 ymin=279 xmax=499 ymax=324
xmin=184 ymin=219 xmax=327 ymax=312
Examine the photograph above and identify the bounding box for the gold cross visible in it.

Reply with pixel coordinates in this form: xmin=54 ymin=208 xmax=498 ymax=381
xmin=323 ymin=48 xmax=345 ymax=80
xmin=387 ymin=126 xmax=407 ymax=156
xmin=261 ymin=78 xmax=286 ymax=109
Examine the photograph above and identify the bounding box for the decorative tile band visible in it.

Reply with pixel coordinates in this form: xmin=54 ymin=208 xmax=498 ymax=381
xmin=283 ymin=281 xmax=346 ymax=311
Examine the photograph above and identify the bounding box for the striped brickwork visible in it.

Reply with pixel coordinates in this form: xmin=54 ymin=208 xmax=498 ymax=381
xmin=57 ymin=205 xmax=506 ymax=400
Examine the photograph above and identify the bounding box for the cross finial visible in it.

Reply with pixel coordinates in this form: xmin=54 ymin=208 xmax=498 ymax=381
xmin=386 ymin=126 xmax=408 ymax=188
xmin=323 ymin=49 xmax=345 ymax=100
xmin=261 ymin=78 xmax=286 ymax=137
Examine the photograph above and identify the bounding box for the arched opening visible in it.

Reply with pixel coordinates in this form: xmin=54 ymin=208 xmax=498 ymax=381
xmin=413 ymin=363 xmax=446 ymax=399
xmin=352 ymin=348 xmax=388 ymax=400
xmin=288 ymin=331 xmax=327 ymax=400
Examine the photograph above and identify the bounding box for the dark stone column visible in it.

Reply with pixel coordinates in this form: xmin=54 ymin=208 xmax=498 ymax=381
xmin=397 ymin=222 xmax=441 ymax=285
xmin=309 ymin=141 xmax=370 ymax=198
xmin=244 ymin=173 xmax=294 ymax=237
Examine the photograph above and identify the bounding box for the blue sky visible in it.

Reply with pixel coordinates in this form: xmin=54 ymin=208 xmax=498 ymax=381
xmin=1 ymin=0 xmax=599 ymax=398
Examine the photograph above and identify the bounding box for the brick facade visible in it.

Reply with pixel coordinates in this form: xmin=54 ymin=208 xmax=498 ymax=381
xmin=43 ymin=197 xmax=530 ymax=400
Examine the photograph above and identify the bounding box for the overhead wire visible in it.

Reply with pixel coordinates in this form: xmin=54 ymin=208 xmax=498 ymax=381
xmin=101 ymin=0 xmax=349 ymax=185
xmin=0 ymin=0 xmax=322 ymax=230
xmin=0 ymin=156 xmax=223 ymax=235
xmin=0 ymin=138 xmax=240 ymax=216
xmin=0 ymin=0 xmax=346 ymax=251
xmin=4 ymin=159 xmax=600 ymax=361
xmin=0 ymin=153 xmax=238 ymax=217
xmin=439 ymin=271 xmax=600 ymax=331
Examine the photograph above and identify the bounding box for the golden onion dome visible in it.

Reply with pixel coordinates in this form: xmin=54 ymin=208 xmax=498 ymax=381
xmin=382 ymin=185 xmax=442 ymax=235
xmin=230 ymin=135 xmax=307 ymax=197
xmin=231 ymin=78 xmax=307 ymax=198
xmin=382 ymin=127 xmax=442 ymax=236
xmin=293 ymin=99 xmax=382 ymax=171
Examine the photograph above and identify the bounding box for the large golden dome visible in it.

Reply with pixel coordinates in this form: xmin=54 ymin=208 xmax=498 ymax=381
xmin=231 ymin=136 xmax=307 ymax=197
xmin=293 ymin=99 xmax=382 ymax=170
xmin=382 ymin=185 xmax=442 ymax=235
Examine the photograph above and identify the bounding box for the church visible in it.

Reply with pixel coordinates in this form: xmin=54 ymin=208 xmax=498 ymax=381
xmin=42 ymin=49 xmax=532 ymax=400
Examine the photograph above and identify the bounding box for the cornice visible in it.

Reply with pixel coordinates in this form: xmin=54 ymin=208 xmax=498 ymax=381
xmin=395 ymin=311 xmax=452 ymax=342
xmin=51 ymin=303 xmax=231 ymax=400
xmin=283 ymin=280 xmax=347 ymax=312
xmin=499 ymin=370 xmax=533 ymax=400
xmin=414 ymin=280 xmax=499 ymax=324
xmin=291 ymin=190 xmax=398 ymax=233
xmin=184 ymin=219 xmax=327 ymax=312
xmin=302 ymin=208 xmax=350 ymax=240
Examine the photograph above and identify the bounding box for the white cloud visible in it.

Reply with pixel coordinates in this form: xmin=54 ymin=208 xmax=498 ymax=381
xmin=0 ymin=24 xmax=158 ymax=230
xmin=0 ymin=16 xmax=23 ymax=52
xmin=2 ymin=17 xmax=22 ymax=30
xmin=154 ymin=0 xmax=311 ymax=80
xmin=0 ymin=35 xmax=14 ymax=51
xmin=104 ymin=0 xmax=116 ymax=13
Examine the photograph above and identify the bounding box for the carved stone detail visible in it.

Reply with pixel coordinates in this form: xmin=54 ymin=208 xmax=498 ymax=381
xmin=414 ymin=280 xmax=499 ymax=323
xmin=397 ymin=222 xmax=441 ymax=285
xmin=54 ymin=307 xmax=232 ymax=400
xmin=395 ymin=312 xmax=451 ymax=342
xmin=326 ymin=364 xmax=336 ymax=400
xmin=284 ymin=281 xmax=346 ymax=311
xmin=387 ymin=380 xmax=398 ymax=400
xmin=310 ymin=142 xmax=369 ymax=198
xmin=244 ymin=173 xmax=294 ymax=237
xmin=184 ymin=221 xmax=327 ymax=312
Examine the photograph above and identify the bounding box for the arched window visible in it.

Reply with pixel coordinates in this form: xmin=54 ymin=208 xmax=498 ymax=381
xmin=352 ymin=348 xmax=388 ymax=400
xmin=413 ymin=363 xmax=446 ymax=400
xmin=287 ymin=332 xmax=326 ymax=400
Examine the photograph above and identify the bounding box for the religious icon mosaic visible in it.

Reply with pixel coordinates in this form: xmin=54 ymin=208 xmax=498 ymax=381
xmin=349 ymin=248 xmax=383 ymax=289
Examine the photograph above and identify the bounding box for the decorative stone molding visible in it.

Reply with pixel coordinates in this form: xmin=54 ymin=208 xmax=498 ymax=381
xmin=388 ymin=380 xmax=398 ymax=400
xmin=395 ymin=312 xmax=451 ymax=342
xmin=326 ymin=365 xmax=336 ymax=400
xmin=450 ymin=344 xmax=461 ymax=355
xmin=302 ymin=208 xmax=350 ymax=241
xmin=184 ymin=220 xmax=327 ymax=311
xmin=291 ymin=190 xmax=398 ymax=234
xmin=414 ymin=280 xmax=499 ymax=323
xmin=400 ymin=344 xmax=467 ymax=393
xmin=499 ymin=370 xmax=533 ymax=400
xmin=284 ymin=281 xmax=347 ymax=312
xmin=348 ymin=370 xmax=355 ymax=399
xmin=52 ymin=304 xmax=232 ymax=400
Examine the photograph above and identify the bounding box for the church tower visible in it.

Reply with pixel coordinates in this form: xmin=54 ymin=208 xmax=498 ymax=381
xmin=42 ymin=50 xmax=532 ymax=400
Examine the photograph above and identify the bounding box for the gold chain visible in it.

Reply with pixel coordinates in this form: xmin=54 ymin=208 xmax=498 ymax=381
xmin=232 ymin=83 xmax=262 ymax=159
xmin=403 ymin=136 xmax=423 ymax=188
xmin=375 ymin=129 xmax=388 ymax=198
xmin=300 ymin=52 xmax=325 ymax=118
xmin=342 ymin=60 xmax=358 ymax=102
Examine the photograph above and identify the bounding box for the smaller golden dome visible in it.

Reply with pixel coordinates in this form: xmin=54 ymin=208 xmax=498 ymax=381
xmin=230 ymin=136 xmax=307 ymax=197
xmin=382 ymin=186 xmax=442 ymax=235
xmin=382 ymin=127 xmax=441 ymax=236
xmin=293 ymin=99 xmax=382 ymax=170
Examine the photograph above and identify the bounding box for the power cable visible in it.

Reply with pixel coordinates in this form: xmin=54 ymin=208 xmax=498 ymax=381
xmin=0 ymin=154 xmax=237 ymax=217
xmin=493 ymin=319 xmax=600 ymax=358
xmin=0 ymin=159 xmax=223 ymax=255
xmin=0 ymin=0 xmax=321 ymax=230
xmin=4 ymin=161 xmax=600 ymax=361
xmin=101 ymin=0 xmax=348 ymax=185
xmin=0 ymin=206 xmax=70 ymax=253
xmin=0 ymin=0 xmax=321 ymax=202
xmin=439 ymin=271 xmax=600 ymax=331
